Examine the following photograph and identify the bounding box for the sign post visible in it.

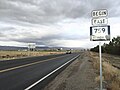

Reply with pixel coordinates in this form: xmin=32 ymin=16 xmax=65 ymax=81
xmin=90 ymin=9 xmax=110 ymax=90
xmin=99 ymin=42 xmax=102 ymax=90
xmin=28 ymin=43 xmax=36 ymax=56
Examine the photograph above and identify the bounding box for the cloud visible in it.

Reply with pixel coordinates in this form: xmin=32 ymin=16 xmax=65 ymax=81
xmin=1 ymin=0 xmax=120 ymax=25
xmin=0 ymin=0 xmax=120 ymax=48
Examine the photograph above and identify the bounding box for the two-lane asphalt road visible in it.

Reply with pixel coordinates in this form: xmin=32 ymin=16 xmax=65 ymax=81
xmin=0 ymin=53 xmax=80 ymax=90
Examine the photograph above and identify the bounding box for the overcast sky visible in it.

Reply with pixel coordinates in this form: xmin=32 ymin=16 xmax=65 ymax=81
xmin=0 ymin=0 xmax=120 ymax=48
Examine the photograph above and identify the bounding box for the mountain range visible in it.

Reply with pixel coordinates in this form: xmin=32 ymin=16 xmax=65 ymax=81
xmin=0 ymin=46 xmax=83 ymax=51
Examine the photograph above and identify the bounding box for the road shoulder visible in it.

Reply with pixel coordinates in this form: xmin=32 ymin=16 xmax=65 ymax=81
xmin=43 ymin=52 xmax=98 ymax=90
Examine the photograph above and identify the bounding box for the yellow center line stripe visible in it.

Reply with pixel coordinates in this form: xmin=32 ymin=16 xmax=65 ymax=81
xmin=0 ymin=55 xmax=66 ymax=73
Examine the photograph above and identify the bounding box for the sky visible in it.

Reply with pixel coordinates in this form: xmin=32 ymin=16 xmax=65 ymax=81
xmin=0 ymin=0 xmax=120 ymax=48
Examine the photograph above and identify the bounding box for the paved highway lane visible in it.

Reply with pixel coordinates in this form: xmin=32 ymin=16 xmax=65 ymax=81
xmin=0 ymin=53 xmax=80 ymax=90
xmin=0 ymin=54 xmax=65 ymax=71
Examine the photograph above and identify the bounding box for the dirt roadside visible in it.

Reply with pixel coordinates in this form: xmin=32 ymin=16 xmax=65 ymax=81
xmin=43 ymin=52 xmax=98 ymax=90
xmin=0 ymin=51 xmax=64 ymax=60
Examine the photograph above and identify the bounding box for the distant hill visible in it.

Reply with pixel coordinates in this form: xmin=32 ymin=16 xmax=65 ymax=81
xmin=0 ymin=46 xmax=27 ymax=50
xmin=0 ymin=46 xmax=84 ymax=51
xmin=0 ymin=46 xmax=59 ymax=51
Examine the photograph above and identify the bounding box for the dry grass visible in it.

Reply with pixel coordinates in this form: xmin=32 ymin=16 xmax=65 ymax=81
xmin=0 ymin=51 xmax=64 ymax=60
xmin=88 ymin=52 xmax=120 ymax=90
xmin=103 ymin=62 xmax=120 ymax=90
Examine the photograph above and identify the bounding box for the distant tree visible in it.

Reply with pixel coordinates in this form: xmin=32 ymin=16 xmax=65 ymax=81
xmin=90 ymin=45 xmax=99 ymax=52
xmin=90 ymin=36 xmax=120 ymax=55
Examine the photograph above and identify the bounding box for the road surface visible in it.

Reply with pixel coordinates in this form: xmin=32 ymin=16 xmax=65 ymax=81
xmin=0 ymin=53 xmax=80 ymax=90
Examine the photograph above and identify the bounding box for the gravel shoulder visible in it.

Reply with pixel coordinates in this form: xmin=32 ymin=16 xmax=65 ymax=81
xmin=43 ymin=52 xmax=98 ymax=90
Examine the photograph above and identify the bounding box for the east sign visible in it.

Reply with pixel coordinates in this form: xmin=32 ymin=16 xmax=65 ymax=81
xmin=92 ymin=17 xmax=108 ymax=26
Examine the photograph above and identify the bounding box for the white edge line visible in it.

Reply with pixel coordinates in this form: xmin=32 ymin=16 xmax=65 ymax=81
xmin=25 ymin=54 xmax=80 ymax=90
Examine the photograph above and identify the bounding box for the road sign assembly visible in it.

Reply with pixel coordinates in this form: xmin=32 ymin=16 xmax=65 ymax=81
xmin=90 ymin=9 xmax=110 ymax=41
xmin=90 ymin=9 xmax=110 ymax=90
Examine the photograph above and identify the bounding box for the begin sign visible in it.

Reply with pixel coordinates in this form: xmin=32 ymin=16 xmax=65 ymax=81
xmin=92 ymin=9 xmax=108 ymax=18
xmin=90 ymin=25 xmax=110 ymax=41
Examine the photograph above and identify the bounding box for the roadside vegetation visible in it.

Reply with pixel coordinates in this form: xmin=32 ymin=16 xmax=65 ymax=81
xmin=0 ymin=50 xmax=65 ymax=60
xmin=89 ymin=36 xmax=120 ymax=90
xmin=89 ymin=52 xmax=120 ymax=90
xmin=90 ymin=36 xmax=120 ymax=55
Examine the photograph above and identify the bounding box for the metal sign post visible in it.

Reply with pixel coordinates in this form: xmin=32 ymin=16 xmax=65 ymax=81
xmin=28 ymin=43 xmax=36 ymax=56
xmin=99 ymin=42 xmax=102 ymax=90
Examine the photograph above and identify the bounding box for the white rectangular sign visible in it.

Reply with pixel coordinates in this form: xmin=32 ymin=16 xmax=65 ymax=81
xmin=28 ymin=43 xmax=36 ymax=49
xmin=90 ymin=26 xmax=110 ymax=41
xmin=92 ymin=18 xmax=108 ymax=26
xmin=92 ymin=9 xmax=108 ymax=18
